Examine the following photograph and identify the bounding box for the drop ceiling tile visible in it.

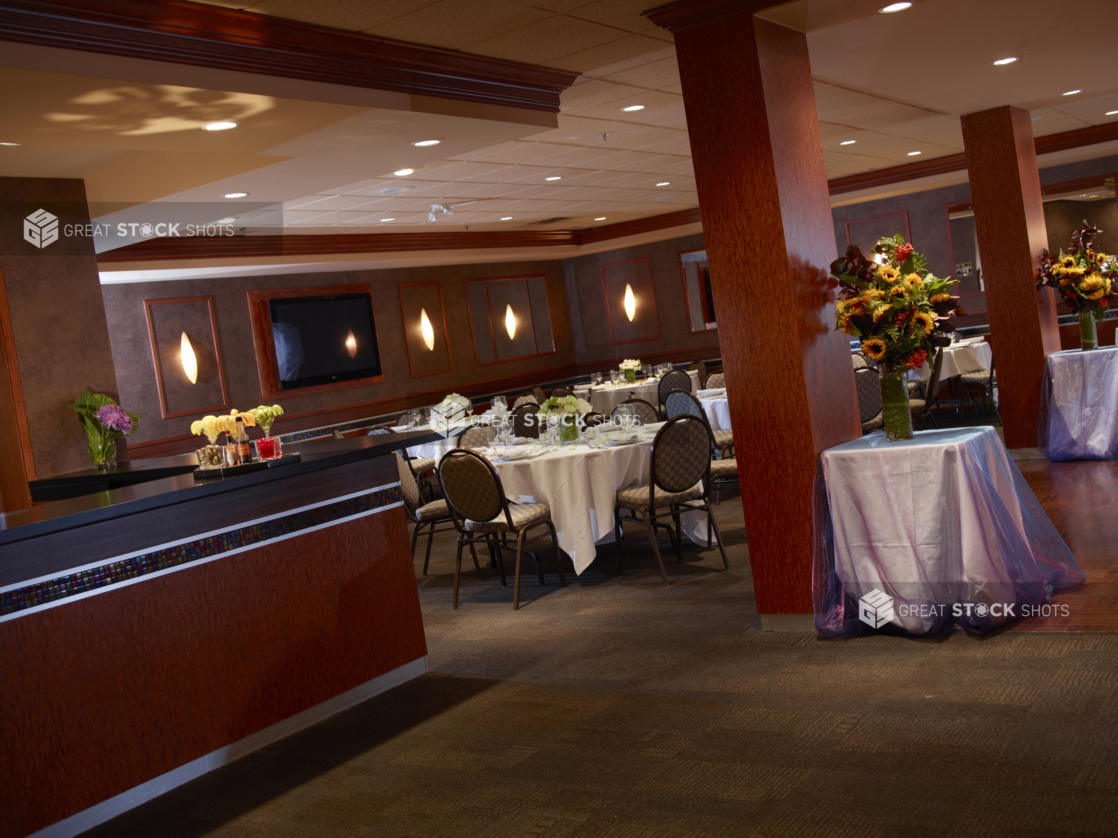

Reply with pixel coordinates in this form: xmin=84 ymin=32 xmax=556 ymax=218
xmin=459 ymin=142 xmax=557 ymax=165
xmin=547 ymin=34 xmax=669 ymax=74
xmin=417 ymin=160 xmax=513 ymax=181
xmin=812 ymin=82 xmax=867 ymax=106
xmin=854 ymin=109 xmax=947 ymax=131
xmin=579 ymin=44 xmax=676 ymax=79
xmin=246 ymin=0 xmax=441 ymax=31
xmin=371 ymin=0 xmax=551 ymax=50
xmin=564 ymin=0 xmax=659 ymax=32
xmin=631 ymin=136 xmax=692 ymax=156
xmin=562 ymin=78 xmax=639 ymax=111
xmin=601 ymin=55 xmax=681 ymax=90
xmin=528 ymin=145 xmax=621 ymax=166
xmin=816 ymin=93 xmax=891 ymax=119
xmin=567 ymin=89 xmax=684 ymax=120
xmin=467 ymin=14 xmax=621 ymax=65
xmin=646 ymin=159 xmax=695 ymax=175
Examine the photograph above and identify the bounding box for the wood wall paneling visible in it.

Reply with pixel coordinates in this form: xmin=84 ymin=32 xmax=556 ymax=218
xmin=0 ymin=268 xmax=33 ymax=510
xmin=396 ymin=281 xmax=453 ymax=379
xmin=464 ymin=275 xmax=556 ymax=367
xmin=600 ymin=258 xmax=661 ymax=345
xmin=485 ymin=280 xmax=538 ymax=361
xmin=245 ymin=285 xmax=385 ymax=401
xmin=843 ymin=210 xmax=912 ymax=252
xmin=143 ymin=296 xmax=229 ymax=419
xmin=961 ymin=106 xmax=1061 ymax=449
xmin=650 ymin=3 xmax=860 ymax=615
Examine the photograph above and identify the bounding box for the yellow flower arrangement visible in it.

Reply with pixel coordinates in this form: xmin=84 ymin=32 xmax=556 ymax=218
xmin=929 ymin=293 xmax=952 ymax=304
xmin=876 ymin=265 xmax=899 ymax=283
xmin=1037 ymin=223 xmax=1118 ymax=351
xmin=913 ymin=311 xmax=935 ymax=335
xmin=889 ymin=285 xmax=907 ymax=297
xmin=861 ymin=338 xmax=887 ymax=360
xmin=903 ymin=273 xmax=923 ymax=292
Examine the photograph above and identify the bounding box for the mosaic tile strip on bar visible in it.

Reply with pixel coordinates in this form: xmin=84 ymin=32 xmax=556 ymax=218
xmin=2 ymin=486 xmax=402 ymax=618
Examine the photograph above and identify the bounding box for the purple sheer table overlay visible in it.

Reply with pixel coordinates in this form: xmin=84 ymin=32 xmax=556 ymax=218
xmin=813 ymin=427 xmax=1085 ymax=637
xmin=1038 ymin=345 xmax=1118 ymax=462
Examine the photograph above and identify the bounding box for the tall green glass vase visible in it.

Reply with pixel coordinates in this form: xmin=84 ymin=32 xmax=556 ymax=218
xmin=880 ymin=369 xmax=914 ymax=442
xmin=1079 ymin=309 xmax=1098 ymax=351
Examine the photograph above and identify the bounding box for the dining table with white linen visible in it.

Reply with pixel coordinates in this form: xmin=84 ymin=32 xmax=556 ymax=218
xmin=1038 ymin=345 xmax=1118 ymax=461
xmin=813 ymin=426 xmax=1085 ymax=636
xmin=696 ymin=388 xmax=730 ymax=431
xmin=471 ymin=428 xmax=710 ymax=575
xmin=907 ymin=337 xmax=993 ymax=386
xmin=574 ymin=369 xmax=699 ymax=416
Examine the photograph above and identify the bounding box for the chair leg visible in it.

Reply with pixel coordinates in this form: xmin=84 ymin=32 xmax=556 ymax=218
xmin=422 ymin=524 xmax=435 ymax=576
xmin=670 ymin=506 xmax=684 ymax=563
xmin=704 ymin=502 xmax=730 ymax=569
xmin=452 ymin=538 xmax=464 ymax=608
xmin=615 ymin=506 xmax=624 ymax=576
xmin=640 ymin=508 xmax=669 ymax=586
xmin=469 ymin=541 xmax=482 ymax=576
xmin=707 ymin=507 xmax=714 ymax=548
xmin=410 ymin=520 xmax=421 ymax=558
xmin=548 ymin=521 xmax=567 ymax=588
xmin=491 ymin=535 xmax=508 ymax=588
xmin=513 ymin=530 xmax=526 ymax=610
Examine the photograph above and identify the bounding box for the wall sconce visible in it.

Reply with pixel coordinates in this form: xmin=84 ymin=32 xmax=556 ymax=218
xmin=419 ymin=308 xmax=435 ymax=351
xmin=505 ymin=304 xmax=517 ymax=340
xmin=180 ymin=332 xmax=198 ymax=384
xmin=623 ymin=283 xmax=637 ymax=322
xmin=345 ymin=329 xmax=357 ymax=358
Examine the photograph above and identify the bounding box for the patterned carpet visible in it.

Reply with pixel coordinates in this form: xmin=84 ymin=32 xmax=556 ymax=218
xmin=85 ymin=488 xmax=1118 ymax=838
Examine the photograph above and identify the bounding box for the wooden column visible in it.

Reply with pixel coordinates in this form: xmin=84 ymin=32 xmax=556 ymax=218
xmin=961 ymin=106 xmax=1060 ymax=449
xmin=646 ymin=2 xmax=860 ymax=616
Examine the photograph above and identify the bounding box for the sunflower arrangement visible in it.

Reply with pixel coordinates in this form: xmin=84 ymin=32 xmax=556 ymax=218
xmin=1037 ymin=222 xmax=1116 ymax=351
xmin=831 ymin=234 xmax=965 ymax=439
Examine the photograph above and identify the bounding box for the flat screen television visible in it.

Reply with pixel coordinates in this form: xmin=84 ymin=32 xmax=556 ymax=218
xmin=268 ymin=293 xmax=382 ymax=390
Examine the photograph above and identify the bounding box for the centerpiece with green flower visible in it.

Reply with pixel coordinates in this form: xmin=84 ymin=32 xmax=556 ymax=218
xmin=1037 ymin=221 xmax=1116 ymax=351
xmin=538 ymin=394 xmax=593 ymax=443
xmin=69 ymin=389 xmax=140 ymax=469
xmin=618 ymin=358 xmax=642 ymax=383
xmin=830 ymin=234 xmax=965 ymax=441
xmin=431 ymin=393 xmax=470 ymax=434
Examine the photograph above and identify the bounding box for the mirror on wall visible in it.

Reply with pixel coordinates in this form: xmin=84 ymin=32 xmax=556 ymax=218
xmin=680 ymin=249 xmax=716 ymax=333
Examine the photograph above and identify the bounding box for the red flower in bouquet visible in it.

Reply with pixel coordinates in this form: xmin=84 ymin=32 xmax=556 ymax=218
xmin=895 ymin=242 xmax=914 ymax=263
xmin=905 ymin=349 xmax=927 ymax=369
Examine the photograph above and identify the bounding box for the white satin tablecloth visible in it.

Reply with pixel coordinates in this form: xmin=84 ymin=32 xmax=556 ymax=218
xmin=908 ymin=338 xmax=992 ymax=385
xmin=1039 ymin=345 xmax=1118 ymax=461
xmin=699 ymin=396 xmax=731 ymax=431
xmin=574 ymin=370 xmax=698 ymax=416
xmin=814 ymin=427 xmax=1084 ymax=636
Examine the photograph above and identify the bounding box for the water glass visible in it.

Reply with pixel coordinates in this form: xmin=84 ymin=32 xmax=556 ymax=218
xmin=492 ymin=395 xmax=507 ymax=413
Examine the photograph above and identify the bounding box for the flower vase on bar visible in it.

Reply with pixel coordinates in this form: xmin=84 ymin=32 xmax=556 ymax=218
xmin=69 ymin=389 xmax=140 ymax=469
xmin=831 ymin=235 xmax=966 ymax=441
xmin=1037 ymin=221 xmax=1115 ymax=352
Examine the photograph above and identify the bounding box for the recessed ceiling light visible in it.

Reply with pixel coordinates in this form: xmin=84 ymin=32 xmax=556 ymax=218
xmin=1107 ymin=110 xmax=1118 ymax=116
xmin=379 ymin=218 xmax=395 ymax=222
xmin=216 ymin=217 xmax=237 ymax=224
xmin=411 ymin=139 xmax=441 ymax=147
xmin=222 ymin=192 xmax=248 ymax=198
xmin=840 ymin=140 xmax=856 ymax=145
xmin=992 ymin=57 xmax=1018 ymax=66
xmin=546 ymin=176 xmax=562 ymax=181
xmin=394 ymin=168 xmax=414 ymax=176
xmin=1063 ymin=90 xmax=1081 ymax=96
xmin=0 ymin=142 xmax=20 ymax=146
xmin=907 ymin=151 xmax=922 ymax=156
xmin=656 ymin=181 xmax=670 ymax=186
xmin=879 ymin=2 xmax=912 ymax=12
xmin=202 ymin=121 xmax=238 ymax=131
xmin=622 ymin=105 xmax=645 ymax=112
xmin=501 ymin=216 xmax=513 ymax=221
xmin=595 ymin=217 xmax=607 ymax=221
xmin=378 ymin=186 xmax=414 ymax=195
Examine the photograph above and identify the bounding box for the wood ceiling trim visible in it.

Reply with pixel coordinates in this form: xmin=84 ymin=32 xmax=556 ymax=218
xmin=0 ymin=0 xmax=579 ymax=113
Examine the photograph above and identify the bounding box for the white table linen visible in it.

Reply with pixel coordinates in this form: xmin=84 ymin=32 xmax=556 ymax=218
xmin=1039 ymin=345 xmax=1118 ymax=461
xmin=699 ymin=396 xmax=731 ymax=432
xmin=813 ymin=427 xmax=1084 ymax=636
xmin=907 ymin=339 xmax=993 ymax=386
xmin=575 ymin=370 xmax=699 ymax=416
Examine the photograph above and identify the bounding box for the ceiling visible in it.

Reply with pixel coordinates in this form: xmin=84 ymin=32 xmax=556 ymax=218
xmin=2 ymin=0 xmax=1118 ymax=267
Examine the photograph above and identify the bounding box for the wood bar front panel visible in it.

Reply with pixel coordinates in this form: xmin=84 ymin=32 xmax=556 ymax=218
xmin=961 ymin=106 xmax=1061 ymax=449
xmin=669 ymin=10 xmax=860 ymax=613
xmin=0 ymin=503 xmax=425 ymax=838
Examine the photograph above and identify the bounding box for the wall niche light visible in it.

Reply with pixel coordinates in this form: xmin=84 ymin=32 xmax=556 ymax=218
xmin=505 ymin=305 xmax=517 ymax=340
xmin=180 ymin=332 xmax=198 ymax=384
xmin=420 ymin=308 xmax=435 ymax=351
xmin=623 ymin=284 xmax=637 ymax=322
xmin=345 ymin=329 xmax=357 ymax=359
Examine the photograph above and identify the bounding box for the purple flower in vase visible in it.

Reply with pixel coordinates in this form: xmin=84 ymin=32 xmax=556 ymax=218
xmin=95 ymin=403 xmax=133 ymax=435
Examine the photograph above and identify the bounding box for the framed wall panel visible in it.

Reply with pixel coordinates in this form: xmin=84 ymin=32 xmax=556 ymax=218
xmin=600 ymin=258 xmax=661 ymax=345
xmin=943 ymin=200 xmax=987 ymax=314
xmin=397 ymin=281 xmax=453 ymax=378
xmin=143 ymin=296 xmax=229 ymax=419
xmin=844 ymin=210 xmax=912 ymax=253
xmin=679 ymin=248 xmax=717 ymax=333
xmin=464 ymin=275 xmax=556 ymax=365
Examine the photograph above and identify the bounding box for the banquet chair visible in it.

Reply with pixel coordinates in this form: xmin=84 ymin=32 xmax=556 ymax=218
xmin=583 ymin=412 xmax=607 ymax=427
xmin=705 ymin=372 xmax=726 ymax=390
xmin=851 ymin=352 xmax=869 ymax=370
xmin=687 ymin=360 xmax=709 ymax=389
xmin=400 ymin=447 xmax=439 ymax=501
xmin=456 ymin=424 xmax=491 ymax=448
xmin=658 ymin=369 xmax=692 ymax=416
xmin=438 ymin=449 xmax=566 ymax=609
xmin=910 ymin=349 xmax=944 ymax=429
xmin=395 ymin=452 xmax=462 ymax=575
xmin=532 ymin=386 xmax=548 ymax=404
xmin=512 ymin=402 xmax=541 ymax=438
xmin=614 ymin=415 xmax=729 ymax=584
xmin=854 ymin=366 xmax=884 ymax=434
xmin=664 ymin=389 xmax=735 ymax=458
xmin=958 ymin=361 xmax=1000 ymax=422
xmin=550 ymin=386 xmax=574 ymax=399
xmin=511 ymin=393 xmax=538 ymax=410
xmin=612 ymin=396 xmax=659 ymax=427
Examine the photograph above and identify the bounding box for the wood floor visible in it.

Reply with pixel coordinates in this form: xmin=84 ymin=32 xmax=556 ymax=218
xmin=1014 ymin=456 xmax=1118 ymax=632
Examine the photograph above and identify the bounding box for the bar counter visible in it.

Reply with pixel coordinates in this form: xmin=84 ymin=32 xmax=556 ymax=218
xmin=1 ymin=431 xmax=441 ymax=838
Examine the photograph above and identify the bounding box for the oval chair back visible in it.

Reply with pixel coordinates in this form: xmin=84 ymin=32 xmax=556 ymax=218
xmin=613 ymin=396 xmax=659 ymax=426
xmin=687 ymin=360 xmax=708 ymax=389
xmin=532 ymin=386 xmax=547 ymax=404
xmin=394 ymin=451 xmax=424 ymax=514
xmin=512 ymin=402 xmax=540 ymax=438
xmin=706 ymin=372 xmax=725 ymax=389
xmin=456 ymin=424 xmax=491 ymax=448
xmin=664 ymin=388 xmax=704 ymax=421
xmin=439 ymin=449 xmax=505 ymax=529
xmin=650 ymin=415 xmax=712 ymax=500
xmin=853 ymin=366 xmax=883 ymax=424
xmin=583 ymin=412 xmax=607 ymax=427
xmin=550 ymin=386 xmax=574 ymax=399
xmin=658 ymin=369 xmax=692 ymax=410
xmin=512 ymin=393 xmax=537 ymax=410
